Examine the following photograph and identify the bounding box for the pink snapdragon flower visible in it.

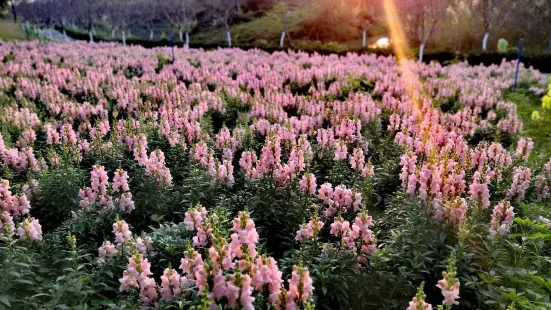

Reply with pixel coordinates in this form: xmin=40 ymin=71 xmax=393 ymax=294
xmin=113 ymin=219 xmax=132 ymax=244
xmin=507 ymin=167 xmax=531 ymax=199
xmin=230 ymin=211 xmax=259 ymax=258
xmin=436 ymin=252 xmax=460 ymax=305
xmin=0 ymin=211 xmax=15 ymax=241
xmin=407 ymin=282 xmax=432 ymax=310
xmin=288 ymin=265 xmax=314 ymax=303
xmin=16 ymin=217 xmax=42 ymax=241
xmin=299 ymin=173 xmax=317 ymax=197
xmin=98 ymin=240 xmax=118 ymax=264
xmin=296 ymin=215 xmax=324 ymax=241
xmin=515 ymin=137 xmax=534 ymax=161
xmin=112 ymin=169 xmax=130 ymax=193
xmin=489 ymin=200 xmax=514 ymax=238
xmin=160 ymin=267 xmax=182 ymax=300
xmin=468 ymin=171 xmax=490 ymax=209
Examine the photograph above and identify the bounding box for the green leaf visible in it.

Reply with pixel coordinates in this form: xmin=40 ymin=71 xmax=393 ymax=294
xmin=75 ymin=278 xmax=83 ymax=294
xmin=0 ymin=296 xmax=11 ymax=307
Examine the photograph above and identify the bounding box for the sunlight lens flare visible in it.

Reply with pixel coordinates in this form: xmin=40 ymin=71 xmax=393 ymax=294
xmin=383 ymin=0 xmax=421 ymax=112
xmin=369 ymin=37 xmax=390 ymax=49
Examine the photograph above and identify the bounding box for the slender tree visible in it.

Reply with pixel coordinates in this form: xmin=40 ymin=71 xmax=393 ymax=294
xmin=69 ymin=0 xmax=103 ymax=42
xmin=352 ymin=0 xmax=383 ymax=48
xmin=402 ymin=0 xmax=451 ymax=62
xmin=474 ymin=0 xmax=509 ymax=50
xmin=162 ymin=0 xmax=199 ymax=46
xmin=207 ymin=0 xmax=243 ymax=47
xmin=8 ymin=0 xmax=24 ymax=23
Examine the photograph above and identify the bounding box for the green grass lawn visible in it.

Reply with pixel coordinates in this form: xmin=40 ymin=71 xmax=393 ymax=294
xmin=0 ymin=18 xmax=35 ymax=41
xmin=506 ymin=90 xmax=551 ymax=156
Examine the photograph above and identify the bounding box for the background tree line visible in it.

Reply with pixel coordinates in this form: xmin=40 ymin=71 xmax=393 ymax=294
xmin=3 ymin=0 xmax=551 ymax=55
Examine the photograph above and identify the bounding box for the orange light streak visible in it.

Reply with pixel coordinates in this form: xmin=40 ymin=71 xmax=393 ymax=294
xmin=383 ymin=0 xmax=422 ymax=114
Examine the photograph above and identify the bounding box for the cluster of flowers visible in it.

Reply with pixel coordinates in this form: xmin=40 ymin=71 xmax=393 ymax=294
xmin=535 ymin=159 xmax=551 ymax=200
xmin=97 ymin=218 xmax=153 ymax=264
xmin=113 ymin=208 xmax=314 ymax=309
xmin=1 ymin=43 xmax=546 ymax=200
xmin=0 ymin=133 xmax=42 ymax=173
xmin=394 ymin=110 xmax=538 ymax=234
xmin=0 ymin=180 xmax=42 ymax=242
xmin=1 ymin=42 xmax=550 ymax=309
xmin=79 ymin=165 xmax=135 ymax=214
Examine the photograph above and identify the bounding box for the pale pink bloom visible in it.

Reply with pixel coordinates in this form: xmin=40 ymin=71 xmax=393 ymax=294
xmin=98 ymin=240 xmax=118 ymax=264
xmin=330 ymin=217 xmax=357 ymax=248
xmin=90 ymin=165 xmax=109 ymax=197
xmin=515 ymin=137 xmax=534 ymax=161
xmin=16 ymin=217 xmax=42 ymax=241
xmin=119 ymin=192 xmax=135 ymax=213
xmin=296 ymin=217 xmax=324 ymax=241
xmin=299 ymin=173 xmax=317 ymax=196
xmin=112 ymin=219 xmax=132 ymax=244
xmin=437 ymin=276 xmax=460 ymax=305
xmin=333 ymin=140 xmax=348 ymax=161
xmin=160 ymin=267 xmax=182 ymax=300
xmin=112 ymin=169 xmax=130 ymax=193
xmin=0 ymin=211 xmax=15 ymax=241
xmin=349 ymin=148 xmax=365 ymax=171
xmin=433 ymin=198 xmax=468 ymax=227
xmin=184 ymin=206 xmax=207 ymax=231
xmin=230 ymin=211 xmax=259 ymax=258
xmin=288 ymin=265 xmax=314 ymax=302
xmin=212 ymin=271 xmax=228 ymax=298
xmin=179 ymin=248 xmax=203 ymax=277
xmin=318 ymin=183 xmax=334 ymax=205
xmin=361 ymin=163 xmax=375 ymax=178
xmin=468 ymin=171 xmax=490 ymax=209
xmin=239 ymin=151 xmax=258 ymax=180
xmin=136 ymin=236 xmax=153 ymax=255
xmin=489 ymin=200 xmax=514 ymax=238
xmin=507 ymin=167 xmax=531 ymax=199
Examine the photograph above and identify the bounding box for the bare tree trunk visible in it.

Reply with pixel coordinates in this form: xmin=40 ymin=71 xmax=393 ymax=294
xmin=482 ymin=32 xmax=489 ymax=50
xmin=63 ymin=29 xmax=68 ymax=41
xmin=150 ymin=29 xmax=154 ymax=40
xmin=23 ymin=22 xmax=29 ymax=41
xmin=185 ymin=32 xmax=190 ymax=47
xmin=88 ymin=29 xmax=94 ymax=42
xmin=179 ymin=30 xmax=183 ymax=41
xmin=122 ymin=30 xmax=126 ymax=45
xmin=548 ymin=33 xmax=551 ymax=50
xmin=112 ymin=29 xmax=115 ymax=37
xmin=418 ymin=42 xmax=425 ymax=63
xmin=48 ymin=28 xmax=53 ymax=40
xmin=362 ymin=29 xmax=367 ymax=48
xmin=11 ymin=3 xmax=17 ymax=23
xmin=280 ymin=31 xmax=286 ymax=48
xmin=226 ymin=31 xmax=232 ymax=47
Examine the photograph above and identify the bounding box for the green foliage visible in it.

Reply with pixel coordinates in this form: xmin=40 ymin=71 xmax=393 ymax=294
xmin=464 ymin=218 xmax=551 ymax=309
xmin=498 ymin=39 xmax=510 ymax=54
xmin=505 ymin=91 xmax=551 ymax=156
xmin=34 ymin=165 xmax=86 ymax=231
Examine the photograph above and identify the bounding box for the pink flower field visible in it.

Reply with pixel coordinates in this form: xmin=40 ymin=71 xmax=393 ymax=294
xmin=1 ymin=41 xmax=551 ymax=309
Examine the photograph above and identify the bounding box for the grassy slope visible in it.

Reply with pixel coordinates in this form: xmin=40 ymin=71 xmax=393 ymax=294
xmin=0 ymin=18 xmax=30 ymax=41
xmin=507 ymin=87 xmax=551 ymax=219
xmin=507 ymin=90 xmax=551 ymax=156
